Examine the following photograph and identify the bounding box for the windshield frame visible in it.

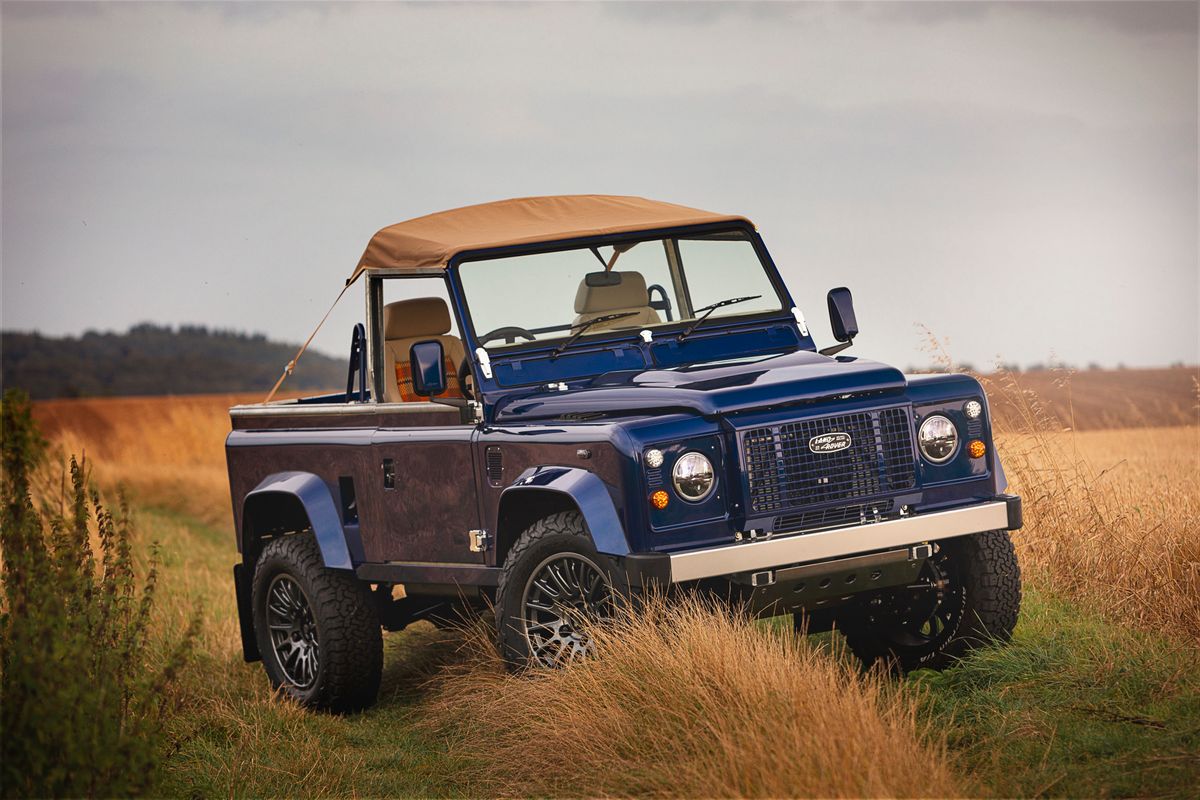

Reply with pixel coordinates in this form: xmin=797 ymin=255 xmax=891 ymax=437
xmin=450 ymin=220 xmax=793 ymax=360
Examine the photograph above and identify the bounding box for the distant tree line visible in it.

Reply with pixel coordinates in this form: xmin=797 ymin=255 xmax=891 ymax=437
xmin=1 ymin=323 xmax=345 ymax=399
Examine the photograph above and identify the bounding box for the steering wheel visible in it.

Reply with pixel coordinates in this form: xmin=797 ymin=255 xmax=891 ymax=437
xmin=457 ymin=357 xmax=475 ymax=401
xmin=478 ymin=326 xmax=537 ymax=346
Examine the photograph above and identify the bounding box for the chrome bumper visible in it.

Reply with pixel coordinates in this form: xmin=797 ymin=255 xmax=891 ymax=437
xmin=666 ymin=499 xmax=1015 ymax=583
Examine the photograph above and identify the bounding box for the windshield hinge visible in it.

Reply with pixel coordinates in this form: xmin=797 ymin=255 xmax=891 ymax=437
xmin=640 ymin=329 xmax=654 ymax=343
xmin=475 ymin=347 xmax=493 ymax=379
xmin=791 ymin=307 xmax=809 ymax=336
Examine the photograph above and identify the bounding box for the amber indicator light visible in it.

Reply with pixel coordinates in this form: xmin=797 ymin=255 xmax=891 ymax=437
xmin=650 ymin=490 xmax=670 ymax=510
xmin=967 ymin=439 xmax=986 ymax=459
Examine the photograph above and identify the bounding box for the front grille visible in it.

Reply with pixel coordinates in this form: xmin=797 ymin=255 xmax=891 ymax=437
xmin=742 ymin=407 xmax=916 ymax=514
xmin=774 ymin=500 xmax=894 ymax=533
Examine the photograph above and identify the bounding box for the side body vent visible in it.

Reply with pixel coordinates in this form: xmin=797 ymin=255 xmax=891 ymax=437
xmin=486 ymin=446 xmax=504 ymax=487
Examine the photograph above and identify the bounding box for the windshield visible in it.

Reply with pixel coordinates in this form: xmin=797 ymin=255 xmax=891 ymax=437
xmin=458 ymin=230 xmax=785 ymax=351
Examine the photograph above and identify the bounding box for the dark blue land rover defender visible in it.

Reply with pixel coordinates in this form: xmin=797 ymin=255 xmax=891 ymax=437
xmin=228 ymin=195 xmax=1022 ymax=711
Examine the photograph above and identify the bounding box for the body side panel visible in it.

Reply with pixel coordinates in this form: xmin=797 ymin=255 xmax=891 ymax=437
xmin=368 ymin=425 xmax=482 ymax=563
xmin=227 ymin=432 xmax=374 ymax=561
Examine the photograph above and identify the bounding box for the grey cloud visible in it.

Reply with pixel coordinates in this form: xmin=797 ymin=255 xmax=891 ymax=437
xmin=1024 ymin=0 xmax=1198 ymax=36
xmin=875 ymin=0 xmax=1198 ymax=35
xmin=2 ymin=0 xmax=1195 ymax=368
xmin=602 ymin=0 xmax=804 ymax=25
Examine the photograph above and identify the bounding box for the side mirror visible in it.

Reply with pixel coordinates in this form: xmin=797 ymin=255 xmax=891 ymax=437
xmin=827 ymin=287 xmax=858 ymax=341
xmin=819 ymin=287 xmax=858 ymax=357
xmin=409 ymin=340 xmax=447 ymax=397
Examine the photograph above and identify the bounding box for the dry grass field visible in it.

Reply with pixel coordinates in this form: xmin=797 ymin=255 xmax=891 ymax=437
xmin=983 ymin=366 xmax=1196 ymax=431
xmin=981 ymin=369 xmax=1200 ymax=642
xmin=20 ymin=365 xmax=1200 ymax=797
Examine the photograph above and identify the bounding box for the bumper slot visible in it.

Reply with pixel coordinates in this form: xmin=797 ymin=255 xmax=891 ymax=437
xmin=667 ymin=497 xmax=1016 ymax=583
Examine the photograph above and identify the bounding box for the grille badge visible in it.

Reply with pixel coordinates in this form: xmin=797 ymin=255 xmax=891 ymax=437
xmin=809 ymin=432 xmax=852 ymax=454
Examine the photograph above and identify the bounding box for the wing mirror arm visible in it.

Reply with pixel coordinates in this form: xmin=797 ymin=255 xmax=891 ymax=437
xmin=819 ymin=286 xmax=859 ymax=357
xmin=819 ymin=340 xmax=854 ymax=357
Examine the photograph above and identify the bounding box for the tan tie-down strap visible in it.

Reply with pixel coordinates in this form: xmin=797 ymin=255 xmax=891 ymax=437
xmin=263 ymin=280 xmax=354 ymax=404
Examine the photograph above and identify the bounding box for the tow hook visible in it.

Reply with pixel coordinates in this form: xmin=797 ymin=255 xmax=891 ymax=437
xmin=750 ymin=570 xmax=776 ymax=587
xmin=909 ymin=543 xmax=934 ymax=560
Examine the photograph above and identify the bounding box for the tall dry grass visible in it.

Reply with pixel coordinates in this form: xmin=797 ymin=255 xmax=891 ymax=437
xmin=423 ymin=596 xmax=964 ymax=799
xmin=31 ymin=393 xmax=259 ymax=526
xmin=981 ymin=368 xmax=1200 ymax=641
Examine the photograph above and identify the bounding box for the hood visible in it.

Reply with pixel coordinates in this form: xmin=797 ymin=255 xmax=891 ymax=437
xmin=494 ymin=350 xmax=907 ymax=422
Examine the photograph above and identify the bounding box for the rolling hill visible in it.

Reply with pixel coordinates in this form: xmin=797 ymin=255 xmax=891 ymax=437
xmin=2 ymin=324 xmax=345 ymax=399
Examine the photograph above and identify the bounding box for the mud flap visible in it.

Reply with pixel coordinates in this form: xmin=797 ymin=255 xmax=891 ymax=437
xmin=233 ymin=562 xmax=261 ymax=662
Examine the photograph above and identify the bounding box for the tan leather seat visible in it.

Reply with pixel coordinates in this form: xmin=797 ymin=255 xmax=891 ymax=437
xmin=572 ymin=271 xmax=661 ymax=332
xmin=382 ymin=298 xmax=466 ymax=403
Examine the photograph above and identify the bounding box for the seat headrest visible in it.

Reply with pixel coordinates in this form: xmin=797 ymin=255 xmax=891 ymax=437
xmin=383 ymin=298 xmax=452 ymax=340
xmin=573 ymin=272 xmax=651 ymax=314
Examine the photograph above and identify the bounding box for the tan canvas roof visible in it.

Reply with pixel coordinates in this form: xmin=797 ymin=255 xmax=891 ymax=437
xmin=351 ymin=194 xmax=750 ymax=280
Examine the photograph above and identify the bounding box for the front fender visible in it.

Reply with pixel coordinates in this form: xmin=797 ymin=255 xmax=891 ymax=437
xmin=499 ymin=466 xmax=630 ymax=557
xmin=242 ymin=471 xmax=353 ymax=570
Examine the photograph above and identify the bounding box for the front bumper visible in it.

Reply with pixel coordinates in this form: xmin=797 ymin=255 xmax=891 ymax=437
xmin=624 ymin=494 xmax=1021 ymax=585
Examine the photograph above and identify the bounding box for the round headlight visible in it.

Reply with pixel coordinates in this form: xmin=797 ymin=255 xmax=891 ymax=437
xmin=918 ymin=415 xmax=959 ymax=464
xmin=672 ymin=452 xmax=715 ymax=502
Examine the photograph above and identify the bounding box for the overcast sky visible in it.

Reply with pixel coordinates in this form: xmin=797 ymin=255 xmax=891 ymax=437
xmin=3 ymin=1 xmax=1196 ymax=370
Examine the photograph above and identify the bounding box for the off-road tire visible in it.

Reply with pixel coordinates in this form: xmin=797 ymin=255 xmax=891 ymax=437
xmin=841 ymin=529 xmax=1020 ymax=672
xmin=495 ymin=511 xmax=613 ymax=670
xmin=252 ymin=533 xmax=383 ymax=712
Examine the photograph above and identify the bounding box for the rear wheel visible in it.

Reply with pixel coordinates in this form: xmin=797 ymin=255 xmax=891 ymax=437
xmin=495 ymin=511 xmax=615 ymax=669
xmin=252 ymin=533 xmax=383 ymax=712
xmin=839 ymin=529 xmax=1021 ymax=672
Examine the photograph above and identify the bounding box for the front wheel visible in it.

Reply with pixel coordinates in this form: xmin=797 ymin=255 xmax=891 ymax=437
xmin=252 ymin=533 xmax=383 ymax=712
xmin=838 ymin=529 xmax=1021 ymax=672
xmin=494 ymin=511 xmax=615 ymax=669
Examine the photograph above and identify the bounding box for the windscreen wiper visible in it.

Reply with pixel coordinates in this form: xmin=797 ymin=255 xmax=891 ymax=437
xmin=676 ymin=295 xmax=762 ymax=342
xmin=551 ymin=311 xmax=639 ymax=358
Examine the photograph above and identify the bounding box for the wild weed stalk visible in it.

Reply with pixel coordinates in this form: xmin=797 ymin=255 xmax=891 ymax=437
xmin=1 ymin=390 xmax=199 ymax=798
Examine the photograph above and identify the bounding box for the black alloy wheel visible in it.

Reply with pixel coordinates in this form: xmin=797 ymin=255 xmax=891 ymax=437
xmin=521 ymin=551 xmax=613 ymax=667
xmin=865 ymin=551 xmax=963 ymax=650
xmin=840 ymin=529 xmax=1021 ymax=672
xmin=495 ymin=511 xmax=616 ymax=669
xmin=265 ymin=574 xmax=321 ymax=689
